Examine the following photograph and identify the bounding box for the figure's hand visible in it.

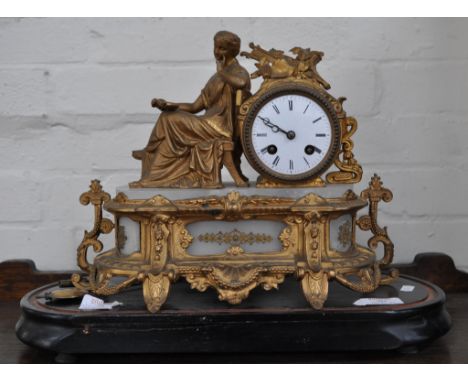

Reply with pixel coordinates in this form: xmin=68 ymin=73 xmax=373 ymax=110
xmin=151 ymin=98 xmax=178 ymax=111
xmin=151 ymin=98 xmax=166 ymax=109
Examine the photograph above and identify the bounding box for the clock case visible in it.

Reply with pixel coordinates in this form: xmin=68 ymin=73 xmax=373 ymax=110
xmin=241 ymin=84 xmax=342 ymax=184
xmin=52 ymin=42 xmax=398 ymax=313
xmin=238 ymin=44 xmax=363 ymax=188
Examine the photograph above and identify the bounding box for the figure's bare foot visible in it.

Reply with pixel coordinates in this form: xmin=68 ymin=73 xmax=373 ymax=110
xmin=129 ymin=180 xmax=144 ymax=188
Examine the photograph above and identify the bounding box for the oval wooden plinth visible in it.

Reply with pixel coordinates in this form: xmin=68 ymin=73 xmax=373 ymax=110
xmin=16 ymin=275 xmax=451 ymax=354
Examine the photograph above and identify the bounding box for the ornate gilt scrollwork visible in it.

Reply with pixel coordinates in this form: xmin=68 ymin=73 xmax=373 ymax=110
xmin=326 ymin=117 xmax=363 ymax=184
xmin=334 ymin=263 xmax=382 ymax=293
xmin=76 ymin=180 xmax=114 ymax=272
xmin=71 ymin=269 xmax=138 ymax=296
xmin=181 ymin=264 xmax=295 ymax=305
xmin=356 ymin=174 xmax=399 ymax=283
xmin=357 ymin=174 xmax=394 ymax=266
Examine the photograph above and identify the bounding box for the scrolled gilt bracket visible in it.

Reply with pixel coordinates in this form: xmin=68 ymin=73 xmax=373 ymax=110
xmin=356 ymin=174 xmax=399 ymax=283
xmin=75 ymin=180 xmax=114 ymax=272
xmin=326 ymin=116 xmax=363 ymax=184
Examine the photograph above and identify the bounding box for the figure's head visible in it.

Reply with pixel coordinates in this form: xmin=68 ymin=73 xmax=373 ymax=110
xmin=214 ymin=31 xmax=241 ymax=62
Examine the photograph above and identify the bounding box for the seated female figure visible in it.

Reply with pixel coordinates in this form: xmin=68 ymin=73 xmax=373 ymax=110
xmin=130 ymin=31 xmax=251 ymax=188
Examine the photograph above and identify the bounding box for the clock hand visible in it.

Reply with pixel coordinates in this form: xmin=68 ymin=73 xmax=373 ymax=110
xmin=258 ymin=116 xmax=287 ymax=134
xmin=258 ymin=116 xmax=296 ymax=140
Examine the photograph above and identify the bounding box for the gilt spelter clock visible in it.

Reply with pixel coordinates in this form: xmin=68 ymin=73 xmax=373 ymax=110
xmin=51 ymin=32 xmax=399 ymax=314
xmin=242 ymin=85 xmax=341 ymax=183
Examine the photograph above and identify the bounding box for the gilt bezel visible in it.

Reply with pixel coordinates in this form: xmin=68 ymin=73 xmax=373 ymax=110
xmin=242 ymin=84 xmax=341 ymax=183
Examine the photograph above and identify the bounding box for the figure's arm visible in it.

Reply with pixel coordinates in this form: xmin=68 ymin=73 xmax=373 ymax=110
xmin=151 ymin=95 xmax=205 ymax=114
xmin=172 ymin=95 xmax=205 ymax=113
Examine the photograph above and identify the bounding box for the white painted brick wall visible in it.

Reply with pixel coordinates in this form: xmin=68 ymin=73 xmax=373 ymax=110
xmin=1 ymin=18 xmax=468 ymax=271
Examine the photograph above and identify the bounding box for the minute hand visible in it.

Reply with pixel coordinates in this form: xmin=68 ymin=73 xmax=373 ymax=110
xmin=258 ymin=116 xmax=296 ymax=140
xmin=258 ymin=116 xmax=289 ymax=135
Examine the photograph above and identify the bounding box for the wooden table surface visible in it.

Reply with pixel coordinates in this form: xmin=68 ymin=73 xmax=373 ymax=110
xmin=1 ymin=292 xmax=467 ymax=363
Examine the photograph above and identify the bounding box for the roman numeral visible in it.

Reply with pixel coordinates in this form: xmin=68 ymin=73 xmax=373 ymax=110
xmin=273 ymin=156 xmax=280 ymax=166
xmin=303 ymin=104 xmax=310 ymax=114
xmin=313 ymin=117 xmax=322 ymax=123
xmin=256 ymin=133 xmax=267 ymax=137
xmin=288 ymin=100 xmax=293 ymax=111
xmin=272 ymin=104 xmax=280 ymax=114
xmin=303 ymin=157 xmax=310 ymax=167
xmin=289 ymin=160 xmax=294 ymax=170
xmin=315 ymin=133 xmax=326 ymax=137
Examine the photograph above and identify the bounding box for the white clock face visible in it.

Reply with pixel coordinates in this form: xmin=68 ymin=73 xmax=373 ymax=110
xmin=250 ymin=94 xmax=333 ymax=177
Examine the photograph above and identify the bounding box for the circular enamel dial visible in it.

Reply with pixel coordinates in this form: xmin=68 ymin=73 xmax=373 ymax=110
xmin=242 ymin=86 xmax=341 ymax=182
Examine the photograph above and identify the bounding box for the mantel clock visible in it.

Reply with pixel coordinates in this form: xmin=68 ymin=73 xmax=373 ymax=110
xmin=53 ymin=31 xmax=398 ymax=313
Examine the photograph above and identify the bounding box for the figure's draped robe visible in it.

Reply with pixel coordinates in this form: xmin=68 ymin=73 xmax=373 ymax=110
xmin=138 ymin=60 xmax=250 ymax=188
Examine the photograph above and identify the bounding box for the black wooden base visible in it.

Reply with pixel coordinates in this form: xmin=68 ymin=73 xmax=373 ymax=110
xmin=16 ymin=275 xmax=451 ymax=354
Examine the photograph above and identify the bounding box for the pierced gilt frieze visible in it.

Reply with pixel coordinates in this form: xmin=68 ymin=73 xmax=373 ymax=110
xmin=198 ymin=229 xmax=273 ymax=246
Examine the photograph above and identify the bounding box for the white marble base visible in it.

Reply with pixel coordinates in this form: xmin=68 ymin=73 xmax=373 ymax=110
xmin=117 ymin=182 xmax=352 ymax=200
xmin=116 ymin=183 xmax=355 ymax=256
